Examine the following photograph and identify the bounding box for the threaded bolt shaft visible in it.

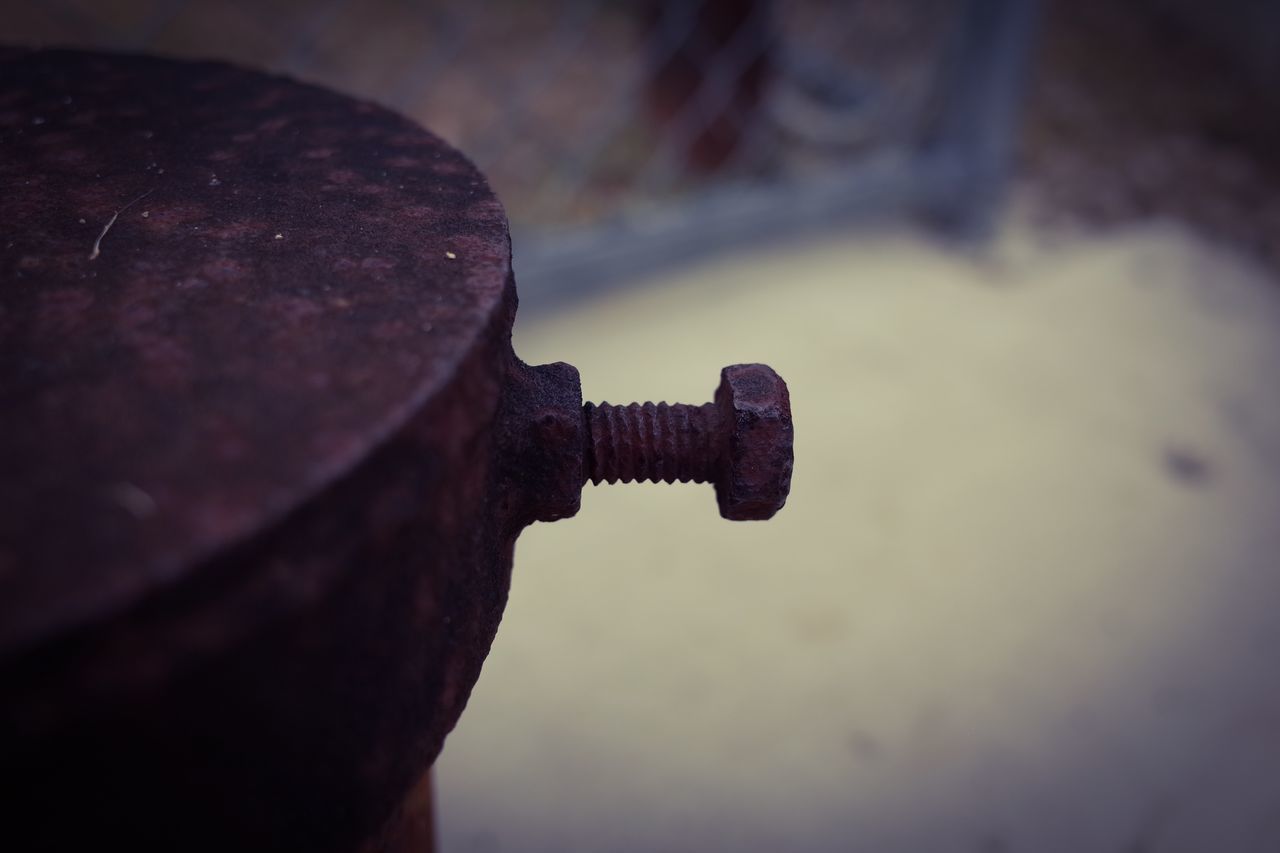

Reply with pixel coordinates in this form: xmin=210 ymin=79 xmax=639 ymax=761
xmin=582 ymin=401 xmax=721 ymax=485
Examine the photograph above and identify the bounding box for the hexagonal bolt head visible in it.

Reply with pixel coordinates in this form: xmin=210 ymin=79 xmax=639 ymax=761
xmin=713 ymin=364 xmax=794 ymax=520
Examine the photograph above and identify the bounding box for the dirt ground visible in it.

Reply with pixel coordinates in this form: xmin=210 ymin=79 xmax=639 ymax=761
xmin=434 ymin=4 xmax=1280 ymax=851
xmin=438 ymin=210 xmax=1280 ymax=853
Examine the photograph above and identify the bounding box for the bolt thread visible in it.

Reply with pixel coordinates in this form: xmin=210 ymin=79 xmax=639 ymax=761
xmin=583 ymin=401 xmax=719 ymax=485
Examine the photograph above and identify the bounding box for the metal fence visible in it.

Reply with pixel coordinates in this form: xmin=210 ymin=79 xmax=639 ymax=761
xmin=10 ymin=0 xmax=1039 ymax=302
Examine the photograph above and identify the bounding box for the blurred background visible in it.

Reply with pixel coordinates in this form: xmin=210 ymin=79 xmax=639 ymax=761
xmin=9 ymin=0 xmax=1280 ymax=850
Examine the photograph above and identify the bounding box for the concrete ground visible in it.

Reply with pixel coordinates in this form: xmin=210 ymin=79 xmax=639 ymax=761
xmin=436 ymin=212 xmax=1280 ymax=852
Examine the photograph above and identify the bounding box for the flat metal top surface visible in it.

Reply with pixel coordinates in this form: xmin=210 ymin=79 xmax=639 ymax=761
xmin=0 ymin=49 xmax=511 ymax=653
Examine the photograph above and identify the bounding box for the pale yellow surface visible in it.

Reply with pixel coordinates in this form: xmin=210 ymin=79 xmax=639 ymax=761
xmin=437 ymin=216 xmax=1280 ymax=853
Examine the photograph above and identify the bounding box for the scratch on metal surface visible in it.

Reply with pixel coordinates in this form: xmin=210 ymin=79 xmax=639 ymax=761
xmin=89 ymin=188 xmax=154 ymax=260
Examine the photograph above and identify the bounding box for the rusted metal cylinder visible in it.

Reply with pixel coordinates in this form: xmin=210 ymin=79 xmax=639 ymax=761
xmin=0 ymin=48 xmax=793 ymax=852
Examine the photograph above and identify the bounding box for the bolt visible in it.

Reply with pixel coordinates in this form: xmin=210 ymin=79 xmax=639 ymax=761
xmin=582 ymin=363 xmax=793 ymax=520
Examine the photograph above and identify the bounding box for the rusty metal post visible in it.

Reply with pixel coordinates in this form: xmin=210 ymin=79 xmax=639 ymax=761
xmin=0 ymin=48 xmax=793 ymax=853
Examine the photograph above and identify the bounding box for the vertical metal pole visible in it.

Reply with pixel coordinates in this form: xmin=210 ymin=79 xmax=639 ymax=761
xmin=917 ymin=0 xmax=1042 ymax=235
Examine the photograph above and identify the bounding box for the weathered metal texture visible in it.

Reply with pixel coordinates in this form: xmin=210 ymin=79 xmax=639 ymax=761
xmin=0 ymin=48 xmax=520 ymax=852
xmin=0 ymin=49 xmax=792 ymax=852
xmin=0 ymin=48 xmax=516 ymax=653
